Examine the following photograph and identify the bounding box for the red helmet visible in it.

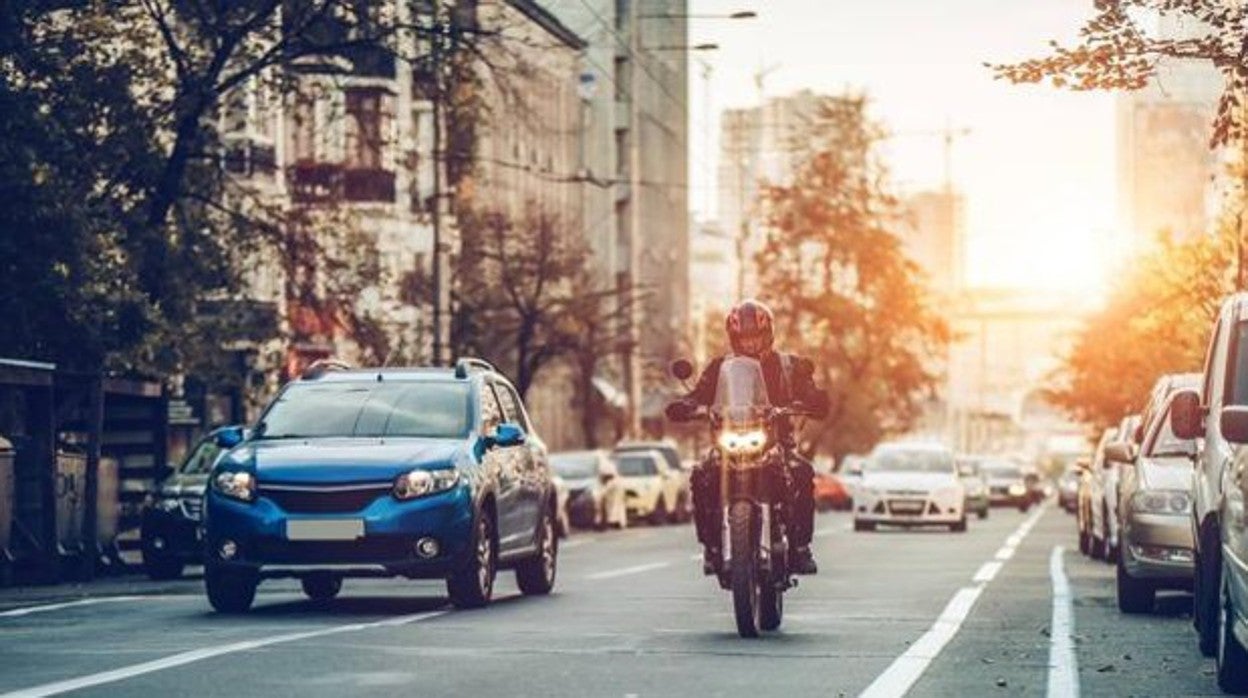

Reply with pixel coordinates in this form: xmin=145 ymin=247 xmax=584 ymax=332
xmin=725 ymin=300 xmax=774 ymax=357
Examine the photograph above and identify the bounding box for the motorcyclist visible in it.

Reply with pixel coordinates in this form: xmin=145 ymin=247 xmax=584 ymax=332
xmin=665 ymin=299 xmax=828 ymax=576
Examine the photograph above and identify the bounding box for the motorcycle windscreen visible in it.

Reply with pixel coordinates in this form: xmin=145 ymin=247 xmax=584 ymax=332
xmin=712 ymin=356 xmax=771 ymax=427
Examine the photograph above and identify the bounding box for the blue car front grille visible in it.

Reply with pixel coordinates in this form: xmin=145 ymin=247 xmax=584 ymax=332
xmin=260 ymin=483 xmax=391 ymax=514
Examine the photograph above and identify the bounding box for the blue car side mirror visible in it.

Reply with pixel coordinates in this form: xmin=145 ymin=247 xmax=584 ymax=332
xmin=215 ymin=425 xmax=245 ymax=449
xmin=491 ymin=423 xmax=526 ymax=448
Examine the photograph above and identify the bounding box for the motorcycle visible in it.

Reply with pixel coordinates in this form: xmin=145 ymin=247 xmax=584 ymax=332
xmin=668 ymin=356 xmax=814 ymax=638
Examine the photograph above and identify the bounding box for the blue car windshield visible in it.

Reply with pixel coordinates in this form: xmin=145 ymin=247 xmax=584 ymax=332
xmin=259 ymin=381 xmax=471 ymax=439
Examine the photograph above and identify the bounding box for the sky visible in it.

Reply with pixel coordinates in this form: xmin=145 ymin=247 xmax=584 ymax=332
xmin=686 ymin=0 xmax=1121 ymax=291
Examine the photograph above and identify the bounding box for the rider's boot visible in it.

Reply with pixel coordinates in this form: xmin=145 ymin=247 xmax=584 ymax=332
xmin=789 ymin=545 xmax=817 ymax=575
xmin=703 ymin=546 xmax=721 ymax=576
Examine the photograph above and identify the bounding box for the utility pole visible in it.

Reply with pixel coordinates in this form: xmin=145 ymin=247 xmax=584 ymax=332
xmin=428 ymin=0 xmax=449 ymax=366
xmin=622 ymin=2 xmax=643 ymax=438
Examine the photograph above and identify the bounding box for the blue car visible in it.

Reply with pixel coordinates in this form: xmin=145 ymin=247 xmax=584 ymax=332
xmin=202 ymin=358 xmax=558 ymax=613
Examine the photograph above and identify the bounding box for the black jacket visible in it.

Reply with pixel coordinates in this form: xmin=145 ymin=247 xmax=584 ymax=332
xmin=679 ymin=351 xmax=828 ymax=419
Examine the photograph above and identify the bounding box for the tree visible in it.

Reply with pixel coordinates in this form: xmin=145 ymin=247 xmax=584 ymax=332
xmin=756 ymin=96 xmax=951 ymax=462
xmin=1047 ymin=225 xmax=1235 ymax=430
xmin=991 ymin=1 xmax=1246 ymax=145
xmin=403 ymin=203 xmax=630 ymax=403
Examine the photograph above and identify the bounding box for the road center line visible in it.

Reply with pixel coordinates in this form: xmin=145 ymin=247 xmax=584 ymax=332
xmin=859 ymin=506 xmax=1045 ymax=698
xmin=973 ymin=561 xmax=1003 ymax=583
xmin=1046 ymin=546 xmax=1079 ymax=698
xmin=0 ymin=596 xmax=147 ymax=619
xmin=995 ymin=546 xmax=1016 ymax=561
xmin=585 ymin=562 xmax=671 ymax=580
xmin=0 ymin=610 xmax=448 ymax=698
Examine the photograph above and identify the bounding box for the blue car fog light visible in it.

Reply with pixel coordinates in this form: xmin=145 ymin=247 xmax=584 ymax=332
xmin=416 ymin=537 xmax=440 ymax=559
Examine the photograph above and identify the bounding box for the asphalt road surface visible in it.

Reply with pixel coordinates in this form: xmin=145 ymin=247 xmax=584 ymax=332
xmin=0 ymin=504 xmax=1223 ymax=697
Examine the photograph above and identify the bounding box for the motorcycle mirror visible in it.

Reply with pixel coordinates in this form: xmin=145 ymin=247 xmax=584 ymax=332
xmin=670 ymin=358 xmax=695 ymax=381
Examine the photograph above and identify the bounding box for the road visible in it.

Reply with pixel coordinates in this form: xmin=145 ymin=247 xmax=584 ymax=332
xmin=0 ymin=505 xmax=1223 ymax=697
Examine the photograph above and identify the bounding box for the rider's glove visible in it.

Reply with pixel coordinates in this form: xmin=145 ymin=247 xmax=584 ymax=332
xmin=665 ymin=399 xmax=698 ymax=422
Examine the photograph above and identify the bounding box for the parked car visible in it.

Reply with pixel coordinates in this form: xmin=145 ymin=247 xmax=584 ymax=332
xmin=1112 ymin=386 xmax=1198 ymax=614
xmin=853 ymin=442 xmax=966 ymax=532
xmin=550 ymin=473 xmax=570 ymax=539
xmin=979 ymin=458 xmax=1031 ymax=511
xmin=612 ymin=441 xmax=691 ymax=523
xmin=613 ymin=449 xmax=682 ymax=525
xmin=1088 ymin=414 xmax=1142 ymax=562
xmin=140 ymin=427 xmax=232 ymax=580
xmin=1172 ymin=292 xmax=1248 ymax=685
xmin=813 ymin=462 xmax=851 ymax=511
xmin=1079 ymin=428 xmax=1116 ymax=557
xmin=955 ymin=458 xmax=990 ymax=520
xmin=1057 ymin=462 xmax=1082 ymax=513
xmin=549 ymin=450 xmax=626 ymax=530
xmin=202 ymin=358 xmax=559 ymax=613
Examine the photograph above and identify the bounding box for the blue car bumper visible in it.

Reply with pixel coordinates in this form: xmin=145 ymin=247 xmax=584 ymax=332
xmin=204 ymin=484 xmax=474 ymax=579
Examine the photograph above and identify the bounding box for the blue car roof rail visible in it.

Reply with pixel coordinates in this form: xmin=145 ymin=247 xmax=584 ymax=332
xmin=454 ymin=357 xmax=495 ymax=379
xmin=301 ymin=358 xmax=352 ymax=380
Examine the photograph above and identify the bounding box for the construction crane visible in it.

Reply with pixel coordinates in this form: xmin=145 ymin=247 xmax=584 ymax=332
xmin=888 ymin=122 xmax=972 ymax=194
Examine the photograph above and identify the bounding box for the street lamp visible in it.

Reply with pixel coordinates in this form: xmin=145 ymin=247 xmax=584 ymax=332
xmin=638 ymin=11 xmax=758 ymax=19
xmin=648 ymin=43 xmax=719 ymax=51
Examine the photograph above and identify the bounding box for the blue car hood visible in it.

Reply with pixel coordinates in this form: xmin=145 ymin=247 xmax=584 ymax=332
xmin=231 ymin=438 xmax=465 ymax=484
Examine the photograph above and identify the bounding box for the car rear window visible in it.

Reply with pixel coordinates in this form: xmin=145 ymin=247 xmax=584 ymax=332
xmin=615 ymin=455 xmax=658 ymax=476
xmin=258 ymin=381 xmax=471 ymax=439
xmin=551 ymin=453 xmax=599 ymax=478
xmin=868 ymin=449 xmax=953 ymax=473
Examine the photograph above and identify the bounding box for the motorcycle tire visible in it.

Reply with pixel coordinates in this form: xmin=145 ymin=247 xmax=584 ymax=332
xmin=729 ymin=500 xmax=761 ymax=638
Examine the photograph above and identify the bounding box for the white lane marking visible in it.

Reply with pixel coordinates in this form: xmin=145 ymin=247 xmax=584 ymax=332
xmin=815 ymin=527 xmax=837 ymax=538
xmin=0 ymin=596 xmax=147 ymax=619
xmin=1046 ymin=546 xmax=1079 ymax=698
xmin=859 ymin=587 xmax=984 ymax=698
xmin=995 ymin=546 xmax=1016 ymax=561
xmin=585 ymin=562 xmax=671 ymax=580
xmin=973 ymin=561 xmax=1003 ymax=584
xmin=0 ymin=610 xmax=448 ymax=698
xmin=561 ymin=538 xmax=591 ymax=550
xmin=859 ymin=506 xmax=1046 ymax=698
xmin=689 ymin=553 xmax=703 ymax=561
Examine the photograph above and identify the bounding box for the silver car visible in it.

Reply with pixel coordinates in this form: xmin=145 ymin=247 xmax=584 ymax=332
xmin=1112 ymin=387 xmax=1198 ymax=613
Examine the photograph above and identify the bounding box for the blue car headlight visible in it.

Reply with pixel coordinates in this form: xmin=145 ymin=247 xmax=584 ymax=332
xmin=394 ymin=468 xmax=460 ymax=500
xmin=213 ymin=471 xmax=255 ymax=502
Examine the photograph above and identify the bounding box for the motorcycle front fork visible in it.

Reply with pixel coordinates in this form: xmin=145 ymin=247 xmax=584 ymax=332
xmin=718 ymin=501 xmax=794 ymax=591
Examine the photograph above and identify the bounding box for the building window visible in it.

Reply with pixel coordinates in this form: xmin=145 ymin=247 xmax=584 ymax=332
xmin=292 ymin=92 xmax=318 ymax=163
xmin=614 ymin=57 xmax=628 ymax=101
xmin=345 ymin=87 xmax=394 ymax=170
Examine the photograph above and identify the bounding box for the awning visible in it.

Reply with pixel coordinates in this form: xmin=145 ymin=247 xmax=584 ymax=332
xmin=592 ymin=377 xmax=627 ymax=410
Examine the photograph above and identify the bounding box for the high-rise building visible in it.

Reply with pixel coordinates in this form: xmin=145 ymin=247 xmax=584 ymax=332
xmin=717 ymin=89 xmax=825 ymax=298
xmin=899 ymin=190 xmax=966 ymax=294
xmin=1116 ymin=24 xmax=1222 ymax=245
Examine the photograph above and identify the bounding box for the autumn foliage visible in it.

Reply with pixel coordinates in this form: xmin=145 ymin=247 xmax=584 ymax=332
xmin=756 ymin=96 xmax=951 ymax=461
xmin=1048 ymin=227 xmax=1236 ymax=430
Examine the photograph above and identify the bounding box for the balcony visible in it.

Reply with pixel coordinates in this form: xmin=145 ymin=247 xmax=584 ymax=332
xmin=289 ymin=162 xmax=342 ymax=204
xmin=344 ymin=168 xmax=396 ymax=203
xmin=289 ymin=163 xmax=396 ymax=205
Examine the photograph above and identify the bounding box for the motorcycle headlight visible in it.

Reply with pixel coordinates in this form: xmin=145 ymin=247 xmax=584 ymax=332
xmin=718 ymin=429 xmax=767 ymax=455
xmin=1008 ymin=483 xmax=1026 ymax=496
xmin=1131 ymin=489 xmax=1190 ymax=516
xmin=394 ymin=468 xmax=460 ymax=500
xmin=212 ymin=471 xmax=255 ymax=502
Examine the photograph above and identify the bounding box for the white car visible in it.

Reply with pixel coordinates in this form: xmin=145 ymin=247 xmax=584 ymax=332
xmin=613 ymin=450 xmax=682 ymax=525
xmin=853 ymin=442 xmax=967 ymax=532
xmin=550 ymin=450 xmax=627 ymax=530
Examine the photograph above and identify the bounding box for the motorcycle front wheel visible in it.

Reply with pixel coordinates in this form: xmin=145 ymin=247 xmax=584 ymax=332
xmin=729 ymin=500 xmax=761 ymax=638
